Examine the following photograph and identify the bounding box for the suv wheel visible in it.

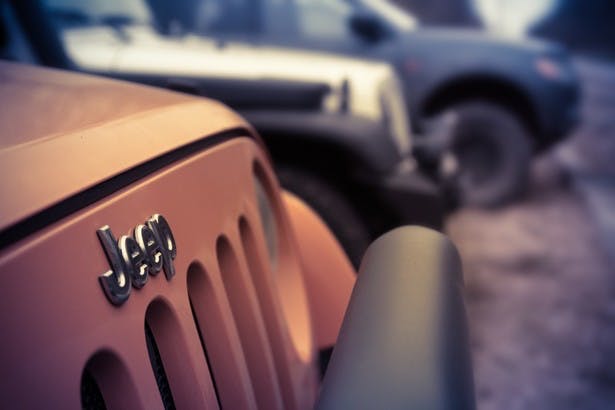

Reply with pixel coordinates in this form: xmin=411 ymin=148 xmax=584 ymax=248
xmin=449 ymin=102 xmax=532 ymax=207
xmin=277 ymin=167 xmax=369 ymax=268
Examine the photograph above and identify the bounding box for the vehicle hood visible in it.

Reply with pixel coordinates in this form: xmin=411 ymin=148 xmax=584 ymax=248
xmin=0 ymin=61 xmax=249 ymax=234
xmin=404 ymin=27 xmax=565 ymax=57
xmin=0 ymin=61 xmax=194 ymax=150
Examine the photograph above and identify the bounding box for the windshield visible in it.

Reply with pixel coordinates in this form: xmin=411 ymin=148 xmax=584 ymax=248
xmin=44 ymin=0 xmax=261 ymax=37
xmin=44 ymin=0 xmax=152 ymax=27
xmin=351 ymin=0 xmax=418 ymax=31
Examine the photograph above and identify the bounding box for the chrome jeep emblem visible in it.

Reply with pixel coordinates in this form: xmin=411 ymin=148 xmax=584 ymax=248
xmin=97 ymin=214 xmax=177 ymax=306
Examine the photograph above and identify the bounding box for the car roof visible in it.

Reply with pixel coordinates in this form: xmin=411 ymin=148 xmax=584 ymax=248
xmin=0 ymin=61 xmax=254 ymax=239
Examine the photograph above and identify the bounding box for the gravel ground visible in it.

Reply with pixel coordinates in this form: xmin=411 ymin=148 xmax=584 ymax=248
xmin=446 ymin=58 xmax=615 ymax=409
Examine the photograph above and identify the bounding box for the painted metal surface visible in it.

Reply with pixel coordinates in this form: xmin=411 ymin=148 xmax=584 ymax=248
xmin=0 ymin=64 xmax=345 ymax=409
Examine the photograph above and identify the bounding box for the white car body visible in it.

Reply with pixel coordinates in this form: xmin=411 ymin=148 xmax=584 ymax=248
xmin=60 ymin=24 xmax=413 ymax=155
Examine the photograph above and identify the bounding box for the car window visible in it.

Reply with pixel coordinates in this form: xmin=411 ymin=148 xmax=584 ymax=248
xmin=0 ymin=5 xmax=9 ymax=58
xmin=355 ymin=0 xmax=417 ymax=31
xmin=262 ymin=0 xmax=298 ymax=37
xmin=292 ymin=0 xmax=354 ymax=40
xmin=192 ymin=0 xmax=261 ymax=36
xmin=0 ymin=2 xmax=37 ymax=63
xmin=45 ymin=0 xmax=152 ymax=27
xmin=40 ymin=0 xmax=153 ymax=72
xmin=45 ymin=0 xmax=209 ymax=35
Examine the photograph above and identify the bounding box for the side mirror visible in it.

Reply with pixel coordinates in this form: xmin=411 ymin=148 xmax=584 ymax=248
xmin=348 ymin=12 xmax=386 ymax=43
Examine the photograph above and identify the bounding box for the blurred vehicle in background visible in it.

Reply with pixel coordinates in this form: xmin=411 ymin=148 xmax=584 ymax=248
xmin=169 ymin=0 xmax=581 ymax=207
xmin=1 ymin=0 xmax=444 ymax=266
xmin=0 ymin=61 xmax=475 ymax=409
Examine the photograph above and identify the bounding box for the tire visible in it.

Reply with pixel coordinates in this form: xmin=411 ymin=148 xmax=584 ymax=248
xmin=277 ymin=167 xmax=370 ymax=268
xmin=449 ymin=102 xmax=532 ymax=207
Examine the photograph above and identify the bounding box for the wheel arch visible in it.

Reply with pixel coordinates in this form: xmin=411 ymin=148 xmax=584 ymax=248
xmin=263 ymin=133 xmax=399 ymax=241
xmin=264 ymin=132 xmax=359 ymax=180
xmin=420 ymin=74 xmax=541 ymax=138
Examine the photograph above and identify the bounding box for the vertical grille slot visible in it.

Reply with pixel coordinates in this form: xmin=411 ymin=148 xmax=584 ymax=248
xmin=187 ymin=262 xmax=256 ymax=409
xmin=145 ymin=299 xmax=211 ymax=409
xmin=239 ymin=217 xmax=297 ymax=409
xmin=216 ymin=236 xmax=284 ymax=410
xmin=145 ymin=323 xmax=176 ymax=410
xmin=80 ymin=351 xmax=139 ymax=410
xmin=188 ymin=300 xmax=221 ymax=408
xmin=81 ymin=369 xmax=106 ymax=410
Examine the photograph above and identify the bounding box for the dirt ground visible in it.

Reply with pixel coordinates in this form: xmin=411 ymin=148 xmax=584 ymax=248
xmin=446 ymin=58 xmax=615 ymax=409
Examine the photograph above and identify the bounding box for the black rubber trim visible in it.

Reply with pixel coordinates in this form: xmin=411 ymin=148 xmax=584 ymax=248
xmin=0 ymin=127 xmax=252 ymax=250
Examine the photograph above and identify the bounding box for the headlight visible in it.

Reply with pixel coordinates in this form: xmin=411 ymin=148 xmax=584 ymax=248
xmin=380 ymin=76 xmax=412 ymax=155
